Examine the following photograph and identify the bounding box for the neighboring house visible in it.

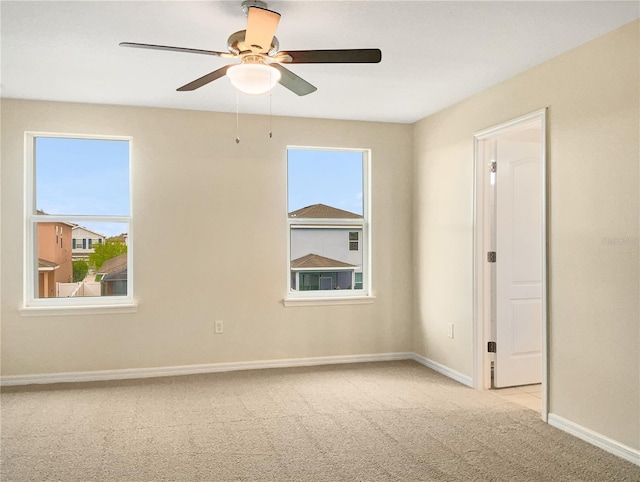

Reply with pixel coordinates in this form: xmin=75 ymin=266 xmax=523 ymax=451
xmin=71 ymin=226 xmax=105 ymax=260
xmin=96 ymin=253 xmax=127 ymax=296
xmin=289 ymin=204 xmax=363 ymax=291
xmin=37 ymin=219 xmax=73 ymax=298
xmin=37 ymin=258 xmax=59 ymax=299
xmin=291 ymin=253 xmax=358 ymax=291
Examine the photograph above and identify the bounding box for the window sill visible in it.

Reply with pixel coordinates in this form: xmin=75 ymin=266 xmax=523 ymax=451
xmin=19 ymin=303 xmax=138 ymax=317
xmin=282 ymin=296 xmax=375 ymax=307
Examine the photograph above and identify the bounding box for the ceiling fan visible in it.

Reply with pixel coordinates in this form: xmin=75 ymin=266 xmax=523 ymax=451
xmin=120 ymin=0 xmax=382 ymax=97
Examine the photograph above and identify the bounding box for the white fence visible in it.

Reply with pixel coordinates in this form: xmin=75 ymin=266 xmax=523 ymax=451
xmin=57 ymin=281 xmax=102 ymax=297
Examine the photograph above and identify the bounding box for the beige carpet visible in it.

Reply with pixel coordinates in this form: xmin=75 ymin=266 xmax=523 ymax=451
xmin=1 ymin=360 xmax=639 ymax=481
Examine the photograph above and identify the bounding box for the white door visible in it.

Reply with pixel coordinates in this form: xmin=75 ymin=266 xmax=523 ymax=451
xmin=494 ymin=137 xmax=543 ymax=387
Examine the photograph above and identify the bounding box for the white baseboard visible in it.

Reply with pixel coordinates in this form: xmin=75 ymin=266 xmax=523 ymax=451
xmin=548 ymin=413 xmax=640 ymax=467
xmin=410 ymin=353 xmax=473 ymax=387
xmin=0 ymin=352 xmax=413 ymax=386
xmin=0 ymin=352 xmax=471 ymax=391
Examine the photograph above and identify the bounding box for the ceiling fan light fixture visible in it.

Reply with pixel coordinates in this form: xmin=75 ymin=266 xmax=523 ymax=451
xmin=227 ymin=62 xmax=281 ymax=95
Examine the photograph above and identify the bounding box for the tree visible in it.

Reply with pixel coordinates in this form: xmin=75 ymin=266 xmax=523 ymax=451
xmin=89 ymin=239 xmax=127 ymax=271
xmin=72 ymin=259 xmax=89 ymax=282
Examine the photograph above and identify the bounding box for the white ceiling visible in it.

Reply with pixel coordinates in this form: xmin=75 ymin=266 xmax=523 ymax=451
xmin=2 ymin=1 xmax=638 ymax=124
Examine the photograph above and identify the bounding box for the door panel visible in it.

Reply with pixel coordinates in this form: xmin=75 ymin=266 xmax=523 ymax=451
xmin=511 ymin=300 xmax=543 ymax=354
xmin=495 ymin=138 xmax=543 ymax=388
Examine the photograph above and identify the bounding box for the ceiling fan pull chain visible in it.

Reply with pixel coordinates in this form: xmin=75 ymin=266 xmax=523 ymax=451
xmin=269 ymin=90 xmax=273 ymax=139
xmin=235 ymin=89 xmax=240 ymax=144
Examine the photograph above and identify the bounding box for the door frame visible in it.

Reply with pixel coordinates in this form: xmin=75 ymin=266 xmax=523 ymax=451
xmin=472 ymin=108 xmax=549 ymax=422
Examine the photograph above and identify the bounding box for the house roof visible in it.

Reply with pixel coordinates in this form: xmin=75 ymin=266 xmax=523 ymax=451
xmin=288 ymin=204 xmax=362 ymax=219
xmin=97 ymin=253 xmax=127 ymax=274
xmin=291 ymin=254 xmax=356 ymax=270
xmin=72 ymin=225 xmax=106 ymax=238
xmin=107 ymin=233 xmax=128 ymax=243
xmin=38 ymin=258 xmax=59 ymax=270
xmin=102 ymin=267 xmax=127 ymax=282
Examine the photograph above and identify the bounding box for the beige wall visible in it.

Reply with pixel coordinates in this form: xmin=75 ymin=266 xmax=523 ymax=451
xmin=1 ymin=101 xmax=414 ymax=375
xmin=413 ymin=20 xmax=639 ymax=449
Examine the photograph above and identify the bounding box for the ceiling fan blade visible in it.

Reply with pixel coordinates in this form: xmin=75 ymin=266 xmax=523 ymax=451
xmin=244 ymin=6 xmax=281 ymax=53
xmin=120 ymin=42 xmax=233 ymax=58
xmin=177 ymin=65 xmax=233 ymax=91
xmin=271 ymin=64 xmax=317 ymax=96
xmin=278 ymin=49 xmax=382 ymax=64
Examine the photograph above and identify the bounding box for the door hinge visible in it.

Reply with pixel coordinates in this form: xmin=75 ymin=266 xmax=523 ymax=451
xmin=487 ymin=251 xmax=496 ymax=263
xmin=488 ymin=341 xmax=497 ymax=353
xmin=489 ymin=160 xmax=497 ymax=173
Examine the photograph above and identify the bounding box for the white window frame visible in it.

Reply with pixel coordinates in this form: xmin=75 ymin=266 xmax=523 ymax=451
xmin=21 ymin=132 xmax=136 ymax=316
xmin=284 ymin=146 xmax=373 ymax=306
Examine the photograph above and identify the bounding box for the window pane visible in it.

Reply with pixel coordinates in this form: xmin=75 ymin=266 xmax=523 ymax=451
xmin=288 ymin=149 xmax=363 ymax=216
xmin=290 ymin=227 xmax=362 ymax=291
xmin=287 ymin=148 xmax=367 ymax=295
xmin=35 ymin=137 xmax=130 ymax=215
xmin=35 ymin=221 xmax=128 ymax=298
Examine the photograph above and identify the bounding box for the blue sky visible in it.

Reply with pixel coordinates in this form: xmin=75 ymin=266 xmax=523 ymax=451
xmin=288 ymin=149 xmax=363 ymax=215
xmin=36 ymin=137 xmax=130 ymax=237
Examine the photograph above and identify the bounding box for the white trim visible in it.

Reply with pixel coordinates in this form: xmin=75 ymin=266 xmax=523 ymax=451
xmin=24 ymin=133 xmax=37 ymax=304
xmin=18 ymin=302 xmax=138 ymax=317
xmin=37 ymin=266 xmax=58 ymax=272
xmin=24 ymin=132 xmax=134 ymax=308
xmin=0 ymin=352 xmax=411 ymax=386
xmin=283 ymin=295 xmax=375 ymax=307
xmin=548 ymin=413 xmax=640 ymax=467
xmin=290 ymin=221 xmax=364 ymax=227
xmin=472 ymin=109 xmax=549 ymax=422
xmin=474 ymin=110 xmax=547 ymax=139
xmin=410 ymin=353 xmax=473 ymax=387
xmin=32 ymin=214 xmax=130 ymax=225
xmin=286 ymin=147 xmax=371 ymax=299
xmin=291 ymin=267 xmax=356 ymax=272
xmin=540 ymin=110 xmax=548 ymax=422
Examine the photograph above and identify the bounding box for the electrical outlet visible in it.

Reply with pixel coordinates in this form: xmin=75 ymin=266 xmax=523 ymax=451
xmin=447 ymin=323 xmax=454 ymax=339
xmin=214 ymin=320 xmax=223 ymax=334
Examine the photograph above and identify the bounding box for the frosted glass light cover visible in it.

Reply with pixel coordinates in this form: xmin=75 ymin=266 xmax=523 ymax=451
xmin=227 ymin=64 xmax=281 ymax=95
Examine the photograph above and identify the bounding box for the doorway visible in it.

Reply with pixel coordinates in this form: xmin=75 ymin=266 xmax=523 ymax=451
xmin=473 ymin=109 xmax=548 ymax=421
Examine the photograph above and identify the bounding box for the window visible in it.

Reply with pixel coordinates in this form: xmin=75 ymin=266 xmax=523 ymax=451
xmin=24 ymin=134 xmax=133 ymax=311
xmin=349 ymin=232 xmax=359 ymax=251
xmin=354 ymin=272 xmax=363 ymax=290
xmin=287 ymin=147 xmax=370 ymax=300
